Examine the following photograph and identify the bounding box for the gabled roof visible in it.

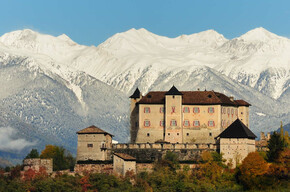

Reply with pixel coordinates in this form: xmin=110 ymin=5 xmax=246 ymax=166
xmin=129 ymin=88 xmax=141 ymax=98
xmin=165 ymin=85 xmax=183 ymax=95
xmin=216 ymin=119 xmax=256 ymax=139
xmin=77 ymin=125 xmax=113 ymax=136
xmin=114 ymin=153 xmax=136 ymax=161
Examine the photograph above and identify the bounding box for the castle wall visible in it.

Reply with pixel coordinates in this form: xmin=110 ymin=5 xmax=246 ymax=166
xmin=109 ymin=143 xmax=216 ymax=162
xmin=74 ymin=163 xmax=113 ymax=174
xmin=219 ymin=138 xmax=255 ymax=167
xmin=23 ymin=158 xmax=53 ymax=174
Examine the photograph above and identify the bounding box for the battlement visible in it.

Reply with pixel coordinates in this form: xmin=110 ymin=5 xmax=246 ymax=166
xmin=112 ymin=143 xmax=216 ymax=150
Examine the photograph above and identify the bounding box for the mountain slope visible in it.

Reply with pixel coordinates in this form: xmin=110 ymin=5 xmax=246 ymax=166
xmin=0 ymin=28 xmax=289 ymax=162
xmin=0 ymin=49 xmax=129 ymax=162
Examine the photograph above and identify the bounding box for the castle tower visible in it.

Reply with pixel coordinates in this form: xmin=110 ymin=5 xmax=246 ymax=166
xmin=129 ymin=88 xmax=142 ymax=143
xmin=215 ymin=119 xmax=256 ymax=167
xmin=76 ymin=125 xmax=113 ymax=162
xmin=165 ymin=86 xmax=183 ymax=143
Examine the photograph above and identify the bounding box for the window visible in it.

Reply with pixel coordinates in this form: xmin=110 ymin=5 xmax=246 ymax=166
xmin=160 ymin=107 xmax=165 ymax=113
xmin=223 ymin=108 xmax=226 ymax=114
xmin=227 ymin=108 xmax=230 ymax=115
xmin=144 ymin=120 xmax=150 ymax=127
xmin=231 ymin=109 xmax=234 ymax=115
xmin=235 ymin=109 xmax=238 ymax=115
xmin=177 ymin=133 xmax=179 ymax=135
xmin=193 ymin=107 xmax=200 ymax=113
xmin=171 ymin=106 xmax=176 ymax=113
xmin=101 ymin=142 xmax=106 ymax=148
xmin=184 ymin=120 xmax=190 ymax=126
xmin=186 ymin=133 xmax=189 ymax=136
xmin=183 ymin=107 xmax=190 ymax=113
xmin=170 ymin=120 xmax=177 ymax=126
xmin=87 ymin=144 xmax=93 ymax=148
xmin=147 ymin=133 xmax=150 ymax=137
xmin=160 ymin=120 xmax=165 ymax=127
xmin=144 ymin=107 xmax=150 ymax=113
xmin=208 ymin=120 xmax=215 ymax=127
xmin=168 ymin=133 xmax=170 ymax=135
xmin=241 ymin=112 xmax=243 ymax=114
xmin=208 ymin=107 xmax=214 ymax=113
xmin=209 ymin=133 xmax=212 ymax=136
xmin=193 ymin=120 xmax=200 ymax=127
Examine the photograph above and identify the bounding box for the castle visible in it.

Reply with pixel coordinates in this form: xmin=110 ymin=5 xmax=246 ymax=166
xmin=130 ymin=86 xmax=250 ymax=144
xmin=75 ymin=86 xmax=257 ymax=174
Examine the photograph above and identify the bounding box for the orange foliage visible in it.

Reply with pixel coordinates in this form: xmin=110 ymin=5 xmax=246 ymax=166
xmin=80 ymin=175 xmax=91 ymax=192
xmin=240 ymin=152 xmax=268 ymax=177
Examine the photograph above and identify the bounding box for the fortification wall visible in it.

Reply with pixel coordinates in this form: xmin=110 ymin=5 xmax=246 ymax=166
xmin=74 ymin=163 xmax=113 ymax=175
xmin=23 ymin=158 xmax=53 ymax=174
xmin=108 ymin=143 xmax=216 ymax=162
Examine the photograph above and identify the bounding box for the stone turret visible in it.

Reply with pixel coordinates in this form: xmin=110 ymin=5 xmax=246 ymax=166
xmin=130 ymin=88 xmax=142 ymax=143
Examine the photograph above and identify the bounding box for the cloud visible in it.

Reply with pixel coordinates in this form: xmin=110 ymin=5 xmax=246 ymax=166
xmin=0 ymin=127 xmax=36 ymax=151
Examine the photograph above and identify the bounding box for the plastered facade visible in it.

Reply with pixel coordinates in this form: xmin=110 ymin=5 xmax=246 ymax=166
xmin=132 ymin=95 xmax=249 ymax=144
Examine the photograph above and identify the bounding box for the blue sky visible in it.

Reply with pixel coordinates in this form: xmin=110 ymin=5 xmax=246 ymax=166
xmin=0 ymin=0 xmax=289 ymax=46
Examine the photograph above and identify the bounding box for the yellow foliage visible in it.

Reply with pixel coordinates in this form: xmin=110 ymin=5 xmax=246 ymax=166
xmin=40 ymin=145 xmax=58 ymax=158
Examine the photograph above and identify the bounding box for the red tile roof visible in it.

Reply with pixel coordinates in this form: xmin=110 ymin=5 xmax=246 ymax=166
xmin=234 ymin=100 xmax=251 ymax=106
xmin=114 ymin=153 xmax=136 ymax=161
xmin=137 ymin=91 xmax=250 ymax=106
xmin=77 ymin=125 xmax=113 ymax=136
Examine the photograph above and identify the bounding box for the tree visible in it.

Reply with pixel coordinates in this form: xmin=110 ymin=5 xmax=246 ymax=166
xmin=40 ymin=145 xmax=75 ymax=171
xmin=25 ymin=149 xmax=39 ymax=159
xmin=239 ymin=152 xmax=268 ymax=189
xmin=267 ymin=131 xmax=286 ymax=162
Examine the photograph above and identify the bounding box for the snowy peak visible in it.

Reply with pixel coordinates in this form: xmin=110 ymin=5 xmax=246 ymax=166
xmin=238 ymin=27 xmax=280 ymax=43
xmin=178 ymin=29 xmax=227 ymax=47
xmin=0 ymin=29 xmax=85 ymax=62
xmin=57 ymin=34 xmax=76 ymax=45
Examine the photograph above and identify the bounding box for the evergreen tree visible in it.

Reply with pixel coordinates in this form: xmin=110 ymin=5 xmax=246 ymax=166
xmin=25 ymin=149 xmax=39 ymax=159
xmin=267 ymin=131 xmax=286 ymax=162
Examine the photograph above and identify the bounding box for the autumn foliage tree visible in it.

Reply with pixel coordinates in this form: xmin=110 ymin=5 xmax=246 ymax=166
xmin=40 ymin=145 xmax=75 ymax=171
xmin=239 ymin=152 xmax=269 ymax=189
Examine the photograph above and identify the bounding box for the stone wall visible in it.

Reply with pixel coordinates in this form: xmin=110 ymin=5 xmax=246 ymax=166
xmin=109 ymin=143 xmax=216 ymax=162
xmin=74 ymin=163 xmax=113 ymax=175
xmin=23 ymin=158 xmax=53 ymax=174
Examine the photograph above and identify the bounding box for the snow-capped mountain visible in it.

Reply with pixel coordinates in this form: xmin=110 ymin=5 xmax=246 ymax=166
xmin=0 ymin=28 xmax=289 ymax=162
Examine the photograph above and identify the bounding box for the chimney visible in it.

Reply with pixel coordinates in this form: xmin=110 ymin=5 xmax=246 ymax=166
xmin=229 ymin=96 xmax=234 ymax=102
